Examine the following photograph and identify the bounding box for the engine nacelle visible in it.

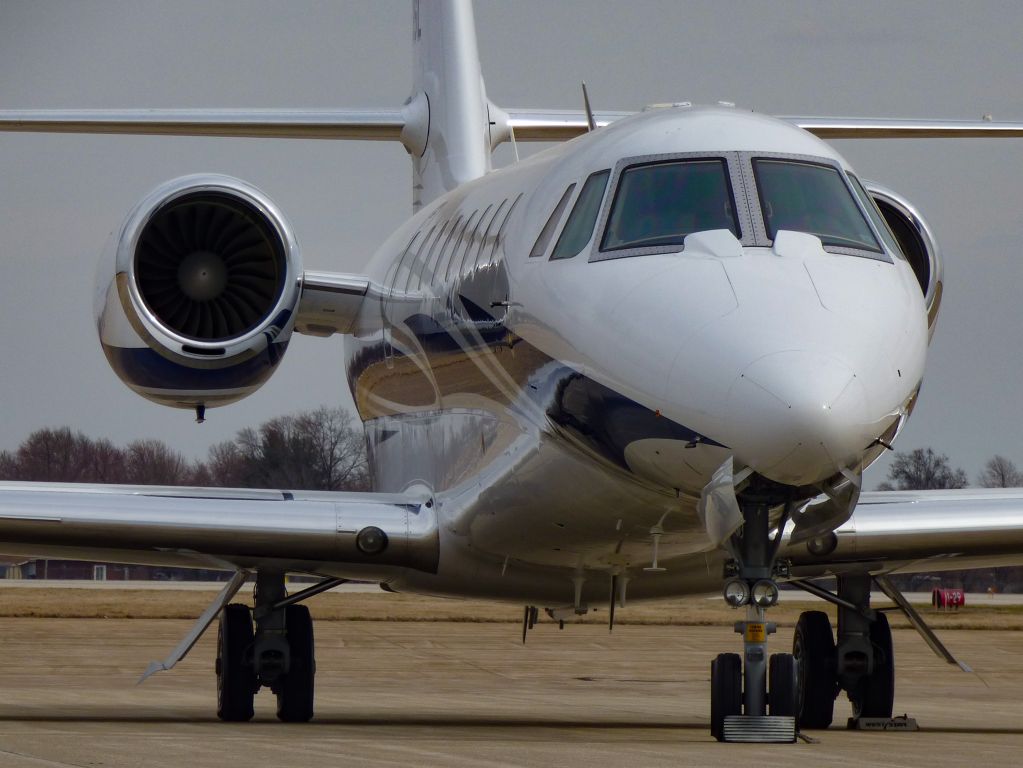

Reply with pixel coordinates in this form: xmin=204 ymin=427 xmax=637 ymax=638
xmin=96 ymin=175 xmax=302 ymax=410
xmin=865 ymin=181 xmax=943 ymax=339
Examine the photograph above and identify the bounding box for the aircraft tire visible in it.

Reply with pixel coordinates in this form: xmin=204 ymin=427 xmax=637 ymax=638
xmin=768 ymin=652 xmax=797 ymax=717
xmin=850 ymin=612 xmax=894 ymax=719
xmin=217 ymin=603 xmax=256 ymax=722
xmin=276 ymin=605 xmax=315 ymax=723
xmin=793 ymin=610 xmax=837 ymax=729
xmin=710 ymin=652 xmax=742 ymax=741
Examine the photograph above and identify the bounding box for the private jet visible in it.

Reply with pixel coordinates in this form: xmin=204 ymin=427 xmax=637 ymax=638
xmin=2 ymin=0 xmax=1023 ymax=743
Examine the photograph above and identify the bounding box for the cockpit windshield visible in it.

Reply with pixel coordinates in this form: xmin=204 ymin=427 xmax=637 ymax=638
xmin=753 ymin=159 xmax=881 ymax=252
xmin=601 ymin=159 xmax=739 ymax=251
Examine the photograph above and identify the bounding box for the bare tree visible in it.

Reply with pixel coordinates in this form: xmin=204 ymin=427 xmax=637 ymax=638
xmin=877 ymin=447 xmax=969 ymax=491
xmin=205 ymin=407 xmax=368 ymax=491
xmin=203 ymin=441 xmax=247 ymax=487
xmin=8 ymin=428 xmax=97 ymax=482
xmin=4 ymin=407 xmax=368 ymax=492
xmin=0 ymin=450 xmax=16 ymax=480
xmin=124 ymin=439 xmax=191 ymax=485
xmin=83 ymin=438 xmax=129 ymax=484
xmin=977 ymin=455 xmax=1023 ymax=488
xmin=300 ymin=407 xmax=369 ymax=490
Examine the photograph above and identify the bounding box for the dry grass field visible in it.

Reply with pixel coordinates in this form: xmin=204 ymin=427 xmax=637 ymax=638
xmin=1 ymin=584 xmax=1021 ymax=630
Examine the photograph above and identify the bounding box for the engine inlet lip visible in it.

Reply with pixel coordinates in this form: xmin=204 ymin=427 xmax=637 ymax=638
xmin=116 ymin=174 xmax=302 ymax=357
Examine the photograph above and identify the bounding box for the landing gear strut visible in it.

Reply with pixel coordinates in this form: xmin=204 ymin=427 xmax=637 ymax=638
xmin=836 ymin=574 xmax=894 ymax=722
xmin=710 ymin=501 xmax=796 ymax=742
xmin=214 ymin=571 xmax=318 ymax=722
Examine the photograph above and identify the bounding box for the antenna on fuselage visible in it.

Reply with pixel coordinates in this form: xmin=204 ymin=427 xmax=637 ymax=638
xmin=581 ymin=82 xmax=597 ymax=132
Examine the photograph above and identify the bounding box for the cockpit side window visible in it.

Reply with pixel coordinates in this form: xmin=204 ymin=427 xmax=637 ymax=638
xmin=601 ymin=159 xmax=738 ymax=251
xmin=530 ymin=184 xmax=575 ymax=258
xmin=551 ymin=170 xmax=611 ymax=260
xmin=753 ymin=159 xmax=881 ymax=253
xmin=848 ymin=174 xmax=905 ymax=259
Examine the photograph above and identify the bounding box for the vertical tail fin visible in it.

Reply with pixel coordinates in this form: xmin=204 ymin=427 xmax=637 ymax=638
xmin=406 ymin=0 xmax=502 ymax=211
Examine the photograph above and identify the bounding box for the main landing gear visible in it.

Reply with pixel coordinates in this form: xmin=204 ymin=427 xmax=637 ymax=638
xmin=791 ymin=574 xmax=894 ymax=729
xmin=216 ymin=571 xmax=322 ymax=722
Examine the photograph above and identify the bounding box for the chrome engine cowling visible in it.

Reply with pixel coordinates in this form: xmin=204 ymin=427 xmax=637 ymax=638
xmin=865 ymin=181 xmax=943 ymax=339
xmin=96 ymin=175 xmax=302 ymax=409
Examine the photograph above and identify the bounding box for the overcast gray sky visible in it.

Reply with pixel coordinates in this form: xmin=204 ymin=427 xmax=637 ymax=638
xmin=1 ymin=1 xmax=1021 ymax=489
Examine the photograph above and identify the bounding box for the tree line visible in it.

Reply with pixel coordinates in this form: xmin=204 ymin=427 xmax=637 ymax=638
xmin=0 ymin=406 xmax=369 ymax=491
xmin=877 ymin=447 xmax=1023 ymax=491
xmin=877 ymin=448 xmax=1023 ymax=593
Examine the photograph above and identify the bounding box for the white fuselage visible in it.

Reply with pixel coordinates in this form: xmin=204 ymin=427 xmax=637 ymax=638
xmin=344 ymin=106 xmax=928 ymax=607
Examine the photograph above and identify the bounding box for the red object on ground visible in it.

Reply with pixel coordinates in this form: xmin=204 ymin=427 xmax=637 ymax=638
xmin=932 ymin=587 xmax=965 ymax=610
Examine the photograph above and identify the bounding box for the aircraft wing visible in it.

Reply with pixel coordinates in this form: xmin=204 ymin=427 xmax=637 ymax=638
xmin=784 ymin=488 xmax=1023 ymax=576
xmin=0 ymin=481 xmax=439 ymax=576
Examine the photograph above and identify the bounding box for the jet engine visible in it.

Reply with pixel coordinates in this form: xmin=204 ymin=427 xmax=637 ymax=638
xmin=96 ymin=175 xmax=302 ymax=411
xmin=865 ymin=182 xmax=943 ymax=338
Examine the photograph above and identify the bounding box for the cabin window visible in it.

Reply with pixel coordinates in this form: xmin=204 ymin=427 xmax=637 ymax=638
xmin=473 ymin=200 xmax=507 ymax=270
xmin=418 ymin=218 xmax=455 ymax=287
xmin=446 ymin=209 xmax=481 ymax=281
xmin=753 ymin=159 xmax=881 ymax=252
xmin=551 ymin=170 xmax=610 ymax=260
xmin=530 ymin=185 xmax=575 ymax=258
xmin=429 ymin=216 xmax=464 ymax=286
xmin=400 ymin=226 xmax=434 ymax=292
xmin=601 ymin=159 xmax=738 ymax=251
xmin=458 ymin=204 xmax=492 ymax=276
xmin=490 ymin=194 xmax=522 ymax=263
xmin=387 ymin=232 xmax=420 ymax=295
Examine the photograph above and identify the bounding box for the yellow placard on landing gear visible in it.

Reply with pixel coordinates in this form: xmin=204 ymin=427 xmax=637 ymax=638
xmin=746 ymin=623 xmax=766 ymax=642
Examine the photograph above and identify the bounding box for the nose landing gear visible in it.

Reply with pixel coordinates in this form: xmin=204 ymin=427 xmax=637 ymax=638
xmin=709 ymin=501 xmax=797 ymax=742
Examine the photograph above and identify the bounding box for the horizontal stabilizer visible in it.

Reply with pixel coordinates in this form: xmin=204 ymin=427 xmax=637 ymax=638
xmin=784 ymin=116 xmax=1023 ymax=139
xmin=0 ymin=108 xmax=405 ymax=141
xmin=504 ymin=108 xmax=634 ymax=140
xmin=5 ymin=109 xmax=1022 ymax=145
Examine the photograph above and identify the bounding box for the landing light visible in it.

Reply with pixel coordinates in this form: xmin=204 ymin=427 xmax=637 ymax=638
xmin=723 ymin=578 xmax=750 ymax=607
xmin=356 ymin=526 xmax=388 ymax=555
xmin=751 ymin=579 xmax=779 ymax=607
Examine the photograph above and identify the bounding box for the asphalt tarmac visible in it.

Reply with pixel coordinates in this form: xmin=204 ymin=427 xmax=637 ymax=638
xmin=0 ymin=618 xmax=1019 ymax=767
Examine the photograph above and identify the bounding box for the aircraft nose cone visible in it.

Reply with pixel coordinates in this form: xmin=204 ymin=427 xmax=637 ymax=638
xmin=726 ymin=351 xmax=874 ymax=486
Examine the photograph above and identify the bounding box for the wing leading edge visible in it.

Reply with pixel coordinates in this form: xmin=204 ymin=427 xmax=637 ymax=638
xmin=785 ymin=488 xmax=1023 ymax=576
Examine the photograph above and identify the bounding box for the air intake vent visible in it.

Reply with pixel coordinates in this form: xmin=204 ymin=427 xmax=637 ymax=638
xmin=135 ymin=193 xmax=287 ymax=342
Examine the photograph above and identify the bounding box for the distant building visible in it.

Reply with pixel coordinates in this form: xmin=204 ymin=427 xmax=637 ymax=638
xmin=6 ymin=559 xmax=229 ymax=581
